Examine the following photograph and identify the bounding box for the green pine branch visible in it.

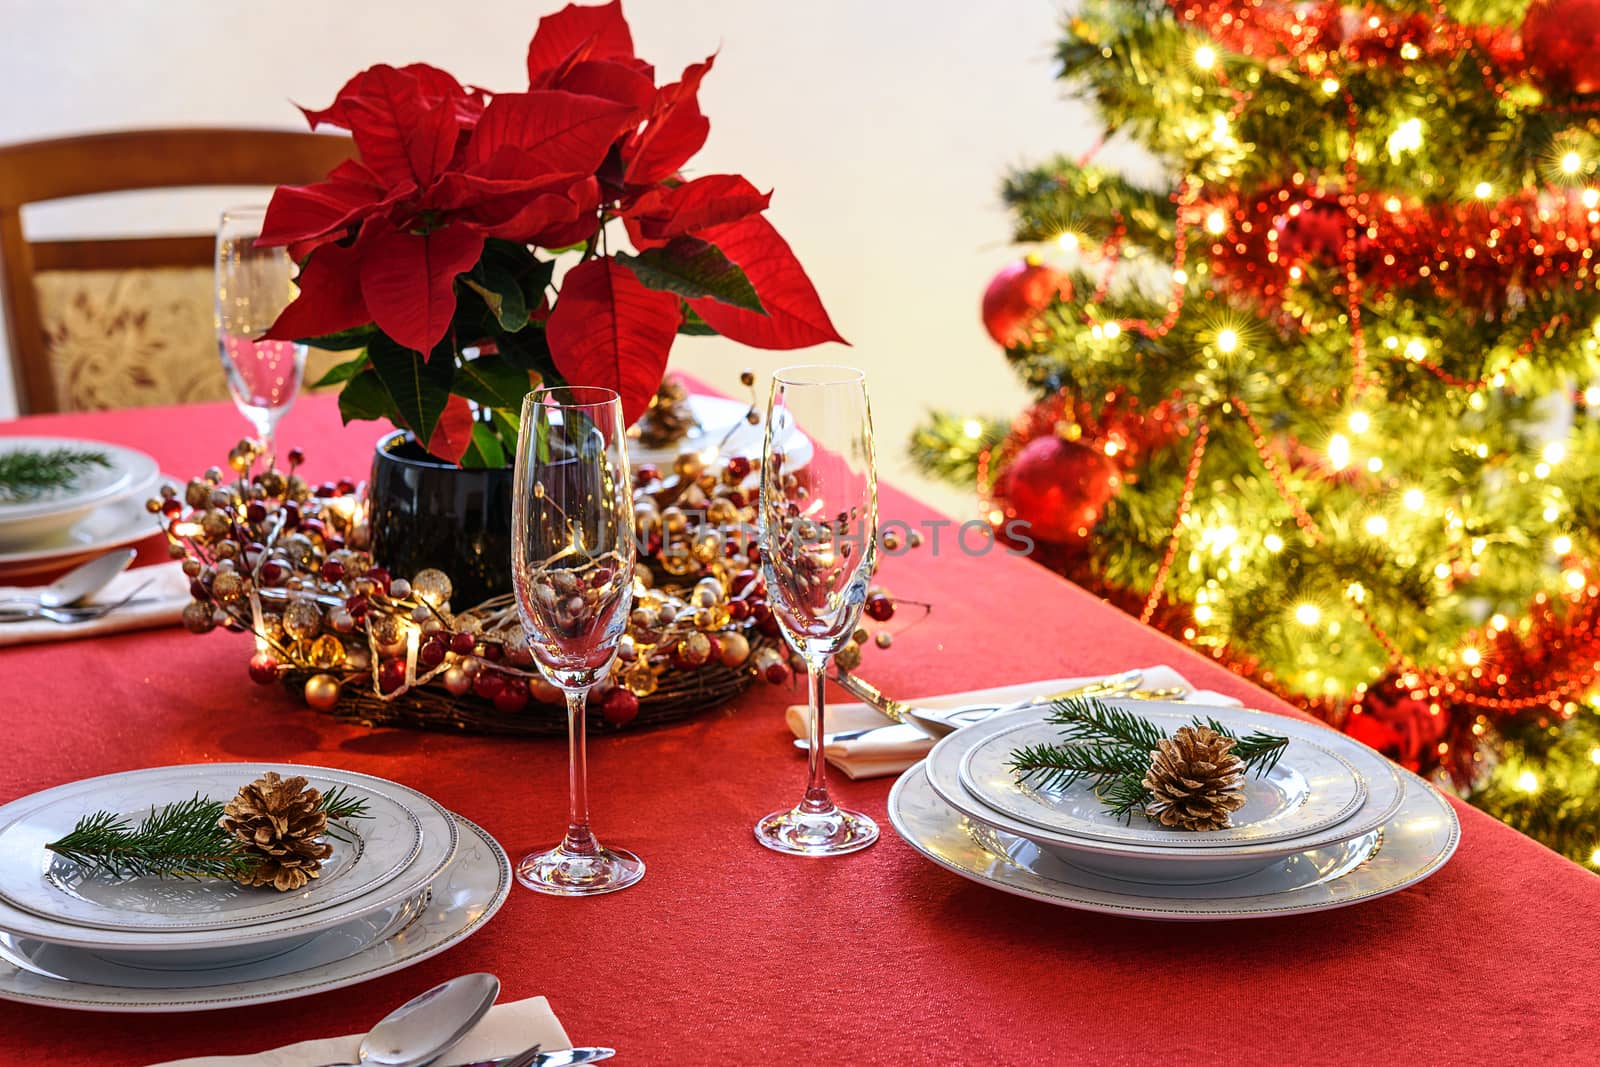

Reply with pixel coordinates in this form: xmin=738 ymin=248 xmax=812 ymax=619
xmin=46 ymin=786 xmax=369 ymax=882
xmin=1005 ymin=697 xmax=1288 ymax=823
xmin=0 ymin=447 xmax=110 ymax=503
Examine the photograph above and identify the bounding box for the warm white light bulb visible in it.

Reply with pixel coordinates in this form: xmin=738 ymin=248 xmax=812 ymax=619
xmin=1328 ymin=434 xmax=1351 ymax=471
xmin=1263 ymin=533 xmax=1284 ymax=553
xmin=1205 ymin=210 xmax=1227 ymax=235
xmin=1516 ymin=770 xmax=1539 ymax=793
xmin=1194 ymin=44 xmax=1217 ymax=71
xmin=1543 ymin=441 xmax=1566 ymax=464
xmin=1365 ymin=516 xmax=1389 ymax=536
xmin=1474 ymin=182 xmax=1493 ymax=199
xmin=1562 ymin=151 xmax=1583 ymax=175
xmin=962 ymin=418 xmax=984 ymax=440
xmin=1565 ymin=568 xmax=1586 ymax=591
xmin=1461 ymin=647 xmax=1481 ymax=667
xmin=1294 ymin=603 xmax=1321 ymax=626
xmin=1057 ymin=230 xmax=1080 ymax=252
xmin=1321 ymin=77 xmax=1340 ymax=95
xmin=1348 ymin=411 xmax=1371 ymax=434
xmin=1103 ymin=321 xmax=1121 ymax=339
xmin=1403 ymin=488 xmax=1425 ymax=511
xmin=1216 ymin=328 xmax=1238 ymax=353
xmin=1554 ymin=535 xmax=1573 ymax=555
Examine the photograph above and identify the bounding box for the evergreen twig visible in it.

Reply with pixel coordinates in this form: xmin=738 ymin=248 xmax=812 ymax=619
xmin=45 ymin=787 xmax=369 ymax=882
xmin=1005 ymin=697 xmax=1289 ymax=823
xmin=0 ymin=447 xmax=111 ymax=502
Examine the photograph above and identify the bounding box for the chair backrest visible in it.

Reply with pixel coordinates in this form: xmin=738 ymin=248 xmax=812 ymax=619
xmin=0 ymin=128 xmax=353 ymax=414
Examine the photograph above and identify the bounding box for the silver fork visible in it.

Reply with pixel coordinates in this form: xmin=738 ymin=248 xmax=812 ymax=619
xmin=0 ymin=583 xmax=153 ymax=625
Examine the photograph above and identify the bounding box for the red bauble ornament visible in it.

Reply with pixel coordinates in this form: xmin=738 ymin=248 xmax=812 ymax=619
xmin=1523 ymin=0 xmax=1600 ymax=96
xmin=980 ymin=260 xmax=1072 ymax=348
xmin=1342 ymin=684 xmax=1447 ymax=772
xmin=248 ymin=652 xmax=279 ymax=685
xmin=601 ymin=688 xmax=640 ymax=727
xmin=996 ymin=434 xmax=1119 ymax=545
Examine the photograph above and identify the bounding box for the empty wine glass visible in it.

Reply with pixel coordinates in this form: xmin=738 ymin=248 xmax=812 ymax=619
xmin=512 ymin=386 xmax=644 ymax=895
xmin=215 ymin=206 xmax=305 ymax=463
xmin=756 ymin=365 xmax=880 ymax=856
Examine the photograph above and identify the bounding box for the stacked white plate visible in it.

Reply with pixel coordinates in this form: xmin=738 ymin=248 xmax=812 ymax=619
xmin=0 ymin=762 xmax=510 ymax=1011
xmin=890 ymin=699 xmax=1460 ymax=920
xmin=0 ymin=437 xmax=166 ymax=579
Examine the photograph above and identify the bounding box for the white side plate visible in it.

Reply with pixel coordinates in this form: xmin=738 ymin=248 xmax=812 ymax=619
xmin=0 ymin=437 xmax=160 ymax=548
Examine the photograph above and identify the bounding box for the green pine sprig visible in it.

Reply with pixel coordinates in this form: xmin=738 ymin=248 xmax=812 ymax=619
xmin=0 ymin=447 xmax=111 ymax=503
xmin=45 ymin=785 xmax=369 ymax=883
xmin=1004 ymin=697 xmax=1289 ymax=823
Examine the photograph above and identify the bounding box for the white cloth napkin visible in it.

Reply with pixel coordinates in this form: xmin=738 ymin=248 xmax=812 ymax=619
xmin=786 ymin=665 xmax=1244 ymax=779
xmin=0 ymin=560 xmax=190 ymax=648
xmin=148 ymin=995 xmax=571 ymax=1067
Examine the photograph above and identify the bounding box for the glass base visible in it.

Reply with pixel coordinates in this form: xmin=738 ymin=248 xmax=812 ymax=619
xmin=754 ymin=804 xmax=879 ymax=856
xmin=515 ymin=842 xmax=645 ymax=896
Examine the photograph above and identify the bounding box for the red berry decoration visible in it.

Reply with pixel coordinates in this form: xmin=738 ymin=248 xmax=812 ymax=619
xmin=449 ymin=631 xmax=476 ymax=655
xmin=995 ymin=433 xmax=1119 ymax=546
xmin=419 ymin=639 xmax=446 ymax=668
xmin=635 ymin=464 xmax=661 ymax=486
xmin=378 ymin=658 xmax=408 ymax=693
xmin=472 ymin=671 xmax=503 ymax=700
xmin=725 ymin=456 xmax=753 ymax=480
xmin=1523 ymin=0 xmax=1600 ymax=96
xmin=248 ymin=651 xmax=279 ymax=685
xmin=493 ymin=686 xmax=529 ymax=713
xmin=320 ymin=559 xmax=345 ymax=582
xmin=981 ymin=260 xmax=1073 ymax=348
xmin=763 ymin=659 xmax=791 ymax=685
xmin=601 ymin=688 xmax=640 ymax=727
xmin=286 ymin=447 xmax=305 ymax=466
xmin=865 ymin=593 xmax=895 ymax=621
xmin=366 ymin=567 xmax=392 ymax=594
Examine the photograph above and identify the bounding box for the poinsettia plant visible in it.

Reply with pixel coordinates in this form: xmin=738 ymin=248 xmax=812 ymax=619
xmin=258 ymin=0 xmax=843 ymax=467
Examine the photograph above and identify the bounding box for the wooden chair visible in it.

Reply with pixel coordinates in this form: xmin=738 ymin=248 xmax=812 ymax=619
xmin=0 ymin=128 xmax=353 ymax=414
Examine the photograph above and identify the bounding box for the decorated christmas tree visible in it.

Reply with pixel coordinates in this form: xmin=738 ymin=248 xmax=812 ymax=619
xmin=913 ymin=0 xmax=1600 ymax=862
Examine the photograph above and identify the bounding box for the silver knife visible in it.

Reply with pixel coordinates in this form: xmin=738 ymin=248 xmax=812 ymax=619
xmin=446 ymin=1047 xmax=614 ymax=1067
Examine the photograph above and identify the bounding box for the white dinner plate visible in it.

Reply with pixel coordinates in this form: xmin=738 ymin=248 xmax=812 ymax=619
xmin=0 ymin=767 xmax=425 ymax=932
xmin=890 ymin=762 xmax=1459 ymax=921
xmin=0 ymin=476 xmax=170 ymax=579
xmin=959 ymin=710 xmax=1366 ymax=848
xmin=926 ymin=701 xmax=1406 ymax=883
xmin=628 ymin=394 xmax=813 ymax=470
xmin=0 ymin=437 xmax=160 ymax=548
xmin=0 ymin=813 xmax=509 ymax=1011
xmin=0 ymin=763 xmax=457 ymax=953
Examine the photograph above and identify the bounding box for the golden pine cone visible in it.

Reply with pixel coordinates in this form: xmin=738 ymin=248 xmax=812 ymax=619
xmin=1141 ymin=724 xmax=1247 ymax=832
xmin=219 ymin=772 xmax=333 ymax=891
xmin=636 ymin=376 xmax=699 ymax=448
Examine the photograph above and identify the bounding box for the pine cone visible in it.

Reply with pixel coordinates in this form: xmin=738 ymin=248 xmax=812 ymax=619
xmin=635 ymin=376 xmax=699 ymax=448
xmin=1141 ymin=725 xmax=1247 ymax=831
xmin=219 ymin=772 xmax=333 ymax=891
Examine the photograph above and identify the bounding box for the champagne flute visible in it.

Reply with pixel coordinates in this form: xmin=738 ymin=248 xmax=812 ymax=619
xmin=214 ymin=206 xmax=305 ymax=463
xmin=755 ymin=365 xmax=880 ymax=856
xmin=512 ymin=386 xmax=645 ymax=895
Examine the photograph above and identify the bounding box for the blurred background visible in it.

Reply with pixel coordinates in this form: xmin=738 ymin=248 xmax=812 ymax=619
xmin=0 ymin=0 xmax=1105 ymax=515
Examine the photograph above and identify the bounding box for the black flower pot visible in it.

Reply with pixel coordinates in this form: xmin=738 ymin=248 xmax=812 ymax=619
xmin=368 ymin=431 xmax=514 ymax=608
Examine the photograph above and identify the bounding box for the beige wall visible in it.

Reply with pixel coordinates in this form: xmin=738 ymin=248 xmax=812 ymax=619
xmin=0 ymin=0 xmax=1098 ymax=516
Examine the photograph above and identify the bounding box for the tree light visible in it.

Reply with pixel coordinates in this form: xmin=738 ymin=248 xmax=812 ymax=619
xmin=1490 ymin=613 xmax=1508 ymax=630
xmin=1542 ymin=441 xmax=1566 ymax=464
xmin=1348 ymin=411 xmax=1371 ymax=433
xmin=1403 ymin=488 xmax=1425 ymax=511
xmin=1565 ymin=569 xmax=1586 ymax=591
xmin=1585 ymin=386 xmax=1600 ymax=405
xmin=962 ymin=418 xmax=984 ymax=439
xmin=1387 ymin=117 xmax=1424 ymax=158
xmin=1474 ymin=182 xmax=1493 ymax=199
xmin=1263 ymin=533 xmax=1284 ymax=553
xmin=1194 ymin=44 xmax=1217 ymax=71
xmin=1216 ymin=328 xmax=1238 ymax=353
xmin=1367 ymin=456 xmax=1384 ymax=473
xmin=1403 ymin=339 xmax=1427 ymax=361
xmin=1591 ymin=846 xmax=1600 ymax=866
xmin=1103 ymin=321 xmax=1121 ymax=339
xmin=1294 ymin=603 xmax=1321 ymax=626
xmin=1194 ymin=604 xmax=1214 ymax=623
xmin=1554 ymin=534 xmax=1573 ymax=555
xmin=1056 ymin=230 xmax=1080 ymax=252
xmin=1321 ymin=77 xmax=1340 ymax=95
xmin=1590 ymin=747 xmax=1600 ymax=765
xmin=1461 ymin=647 xmax=1481 ymax=667
xmin=1562 ymin=151 xmax=1583 ymax=175
xmin=1544 ymin=505 xmax=1561 ymax=522
xmin=1328 ymin=434 xmax=1351 ymax=471
xmin=1173 ymin=268 xmax=1188 ymax=284
xmin=1399 ymin=42 xmax=1420 ymax=60
xmin=1516 ymin=770 xmax=1539 ymax=793
xmin=1205 ymin=210 xmax=1227 ymax=235
xmin=1365 ymin=516 xmax=1389 ymax=536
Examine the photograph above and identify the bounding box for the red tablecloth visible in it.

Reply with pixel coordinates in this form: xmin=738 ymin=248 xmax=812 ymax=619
xmin=1 ymin=397 xmax=1596 ymax=1066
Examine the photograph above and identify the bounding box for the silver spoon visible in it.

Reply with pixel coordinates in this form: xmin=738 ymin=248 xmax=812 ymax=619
xmin=0 ymin=548 xmax=135 ymax=610
xmin=315 ymin=973 xmax=501 ymax=1067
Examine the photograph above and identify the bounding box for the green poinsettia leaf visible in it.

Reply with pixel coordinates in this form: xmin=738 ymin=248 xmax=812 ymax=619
xmin=459 ymin=421 xmax=508 ymax=469
xmin=296 ymin=324 xmax=375 ymax=351
xmin=454 ymin=354 xmax=534 ymax=411
xmin=337 ymin=368 xmax=392 ymax=424
xmin=365 ymin=334 xmax=455 ymax=443
xmin=617 ymin=238 xmax=765 ymax=313
xmin=676 ymin=302 xmax=719 ymax=336
xmin=311 ymin=352 xmax=369 ymax=389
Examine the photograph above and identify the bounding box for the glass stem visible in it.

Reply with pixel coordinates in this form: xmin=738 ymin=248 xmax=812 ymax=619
xmin=801 ymin=659 xmax=834 ymax=815
xmin=562 ymin=686 xmax=598 ymax=856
